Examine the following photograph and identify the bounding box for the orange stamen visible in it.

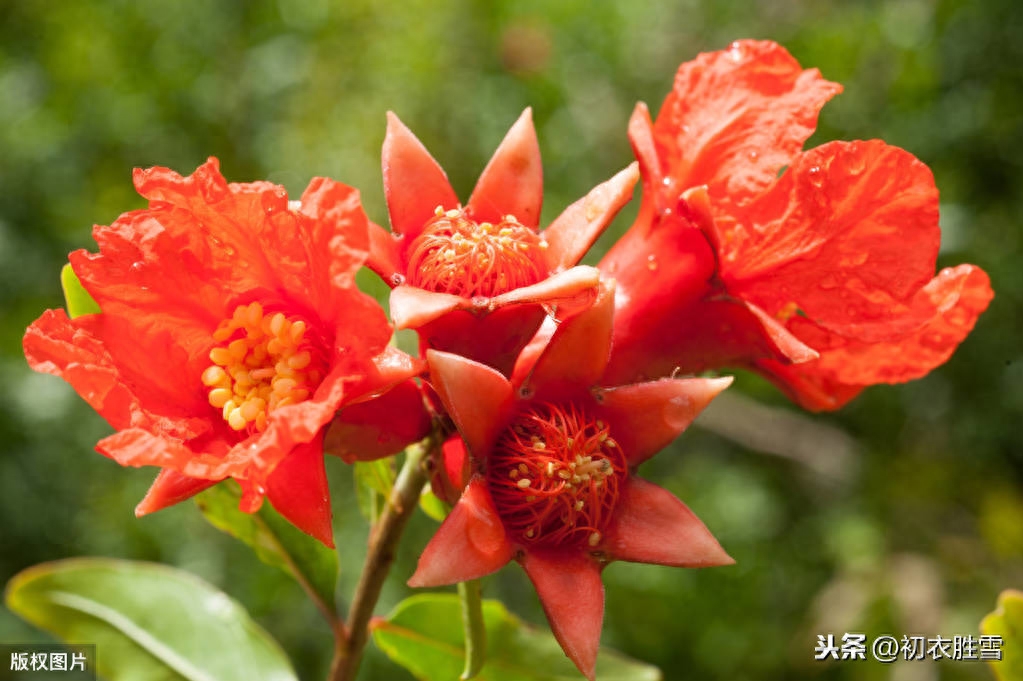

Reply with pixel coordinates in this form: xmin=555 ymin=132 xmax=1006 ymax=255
xmin=487 ymin=402 xmax=626 ymax=548
xmin=405 ymin=206 xmax=547 ymax=298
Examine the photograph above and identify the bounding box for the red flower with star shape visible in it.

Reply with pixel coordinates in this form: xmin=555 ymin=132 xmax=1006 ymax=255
xmin=409 ymin=282 xmax=733 ymax=679
xmin=368 ymin=109 xmax=639 ymax=375
xmin=600 ymin=40 xmax=993 ymax=410
xmin=23 ymin=159 xmax=430 ymax=546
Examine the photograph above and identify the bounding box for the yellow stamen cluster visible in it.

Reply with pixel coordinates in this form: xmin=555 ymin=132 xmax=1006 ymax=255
xmin=201 ymin=302 xmax=323 ymax=433
xmin=405 ymin=206 xmax=547 ymax=298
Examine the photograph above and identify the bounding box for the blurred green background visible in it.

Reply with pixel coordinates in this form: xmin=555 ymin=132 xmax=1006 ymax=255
xmin=1 ymin=0 xmax=1021 ymax=679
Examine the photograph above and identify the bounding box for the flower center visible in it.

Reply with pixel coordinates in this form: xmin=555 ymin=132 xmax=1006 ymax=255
xmin=201 ymin=302 xmax=324 ymax=434
xmin=487 ymin=402 xmax=626 ymax=549
xmin=405 ymin=206 xmax=547 ymax=298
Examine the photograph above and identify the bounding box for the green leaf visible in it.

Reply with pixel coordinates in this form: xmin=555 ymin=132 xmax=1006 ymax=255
xmin=60 ymin=263 xmax=100 ymax=318
xmin=981 ymin=588 xmax=1023 ymax=680
xmin=354 ymin=458 xmax=396 ymax=524
xmin=372 ymin=594 xmax=662 ymax=681
xmin=195 ymin=482 xmax=337 ymax=611
xmin=5 ymin=557 xmax=297 ymax=681
xmin=419 ymin=487 xmax=449 ymax=522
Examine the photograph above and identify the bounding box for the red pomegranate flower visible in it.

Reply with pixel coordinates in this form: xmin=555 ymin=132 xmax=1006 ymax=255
xmin=23 ymin=159 xmax=430 ymax=546
xmin=367 ymin=109 xmax=639 ymax=375
xmin=600 ymin=40 xmax=993 ymax=410
xmin=409 ymin=282 xmax=733 ymax=679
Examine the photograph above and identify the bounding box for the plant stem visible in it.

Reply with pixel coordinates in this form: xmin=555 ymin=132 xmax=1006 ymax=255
xmin=457 ymin=579 xmax=485 ymax=679
xmin=330 ymin=441 xmax=432 ymax=681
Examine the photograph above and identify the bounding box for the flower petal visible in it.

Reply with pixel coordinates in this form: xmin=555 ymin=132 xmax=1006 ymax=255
xmin=466 ymin=109 xmax=543 ymax=228
xmin=23 ymin=309 xmax=210 ymax=438
xmin=653 ymin=39 xmax=842 ymax=207
xmin=324 ymin=379 xmax=431 ymax=463
xmin=595 ymin=377 xmax=732 ymax=466
xmin=265 ymin=441 xmax=334 ymax=547
xmin=603 ymin=477 xmax=733 ymax=567
xmin=135 ymin=469 xmax=218 ymax=517
xmin=760 ymin=264 xmax=993 ymax=410
xmin=426 ymin=350 xmax=515 ymax=458
xmin=382 ymin=112 xmax=459 ymax=240
xmin=715 ymin=140 xmax=943 ymax=339
xmin=409 ymin=476 xmax=513 ymax=587
xmin=522 ymin=280 xmax=614 ymax=400
xmin=542 ymin=163 xmax=639 ymax=273
xmin=520 ymin=549 xmax=604 ymax=681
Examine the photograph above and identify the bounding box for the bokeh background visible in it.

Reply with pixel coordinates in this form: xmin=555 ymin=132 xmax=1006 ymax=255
xmin=1 ymin=0 xmax=1021 ymax=679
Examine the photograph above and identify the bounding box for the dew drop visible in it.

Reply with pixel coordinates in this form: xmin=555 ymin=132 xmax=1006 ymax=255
xmin=646 ymin=254 xmax=658 ymax=271
xmin=807 ymin=165 xmax=824 ymax=188
xmin=390 ymin=273 xmax=406 ymax=286
xmin=129 ymin=261 xmax=145 ymax=274
xmin=748 ymin=150 xmax=759 ymax=161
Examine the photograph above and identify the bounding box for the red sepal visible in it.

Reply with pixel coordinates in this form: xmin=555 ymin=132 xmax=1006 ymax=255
xmin=602 ymin=477 xmax=733 ymax=567
xmin=466 ymin=109 xmax=543 ymax=228
xmin=520 ymin=549 xmax=604 ymax=681
xmin=409 ymin=476 xmax=513 ymax=586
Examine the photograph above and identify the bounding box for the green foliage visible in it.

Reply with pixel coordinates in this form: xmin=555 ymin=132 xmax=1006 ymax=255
xmin=1 ymin=1 xmax=1021 ymax=679
xmin=5 ymin=558 xmax=297 ymax=681
xmin=195 ymin=482 xmax=338 ymax=611
xmin=60 ymin=264 xmax=100 ymax=318
xmin=419 ymin=487 xmax=449 ymax=523
xmin=981 ymin=589 xmax=1023 ymax=681
xmin=354 ymin=458 xmax=397 ymax=524
xmin=372 ymin=594 xmax=661 ymax=681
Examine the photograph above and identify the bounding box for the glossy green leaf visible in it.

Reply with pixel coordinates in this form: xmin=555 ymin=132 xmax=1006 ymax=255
xmin=60 ymin=263 xmax=100 ymax=317
xmin=195 ymin=482 xmax=337 ymax=611
xmin=419 ymin=487 xmax=449 ymax=522
xmin=354 ymin=458 xmax=396 ymax=524
xmin=5 ymin=557 xmax=297 ymax=681
xmin=981 ymin=588 xmax=1023 ymax=680
xmin=372 ymin=594 xmax=662 ymax=681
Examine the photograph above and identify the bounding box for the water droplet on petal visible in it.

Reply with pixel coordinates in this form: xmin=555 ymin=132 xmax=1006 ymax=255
xmin=646 ymin=254 xmax=658 ymax=271
xmin=807 ymin=165 xmax=824 ymax=188
xmin=390 ymin=273 xmax=406 ymax=286
xmin=748 ymin=150 xmax=759 ymax=161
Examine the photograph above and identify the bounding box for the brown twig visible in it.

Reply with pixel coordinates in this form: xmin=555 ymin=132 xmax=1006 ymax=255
xmin=329 ymin=439 xmax=433 ymax=681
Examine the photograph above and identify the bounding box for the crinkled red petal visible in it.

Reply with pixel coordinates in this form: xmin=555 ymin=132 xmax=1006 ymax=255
xmin=760 ymin=264 xmax=993 ymax=410
xmin=520 ymin=549 xmax=604 ymax=681
xmin=24 ymin=310 xmax=210 ymax=438
xmin=135 ymin=469 xmax=218 ymax=517
xmin=265 ymin=440 xmax=334 ymax=547
xmin=409 ymin=476 xmax=513 ymax=587
xmin=716 ymin=140 xmax=943 ymax=339
xmin=382 ymin=112 xmax=459 ymax=240
xmin=594 ymin=377 xmax=732 ymax=466
xmin=426 ymin=351 xmax=514 ymax=458
xmin=466 ymin=109 xmax=543 ymax=228
xmin=542 ymin=163 xmax=639 ymax=273
xmin=603 ymin=477 xmax=733 ymax=567
xmin=653 ymin=39 xmax=842 ymax=208
xmin=324 ymin=379 xmax=431 ymax=463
